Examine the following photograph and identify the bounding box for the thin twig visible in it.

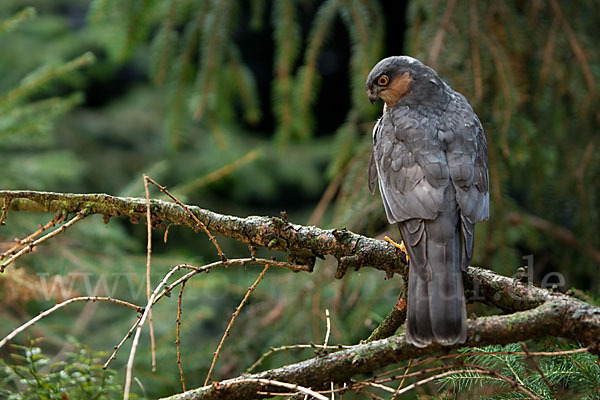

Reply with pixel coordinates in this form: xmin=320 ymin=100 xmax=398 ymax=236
xmin=1 ymin=211 xmax=86 ymax=272
xmin=394 ymin=366 xmax=539 ymax=399
xmin=103 ymin=314 xmax=143 ymax=370
xmin=323 ymin=309 xmax=331 ymax=348
xmin=0 ymin=296 xmax=142 ymax=349
xmin=520 ymin=343 xmax=557 ymax=398
xmin=355 ymin=388 xmax=384 ymax=400
xmin=0 ymin=197 xmax=10 ymax=225
xmin=376 ymin=346 xmax=591 ymax=382
xmin=123 ymin=264 xmax=193 ymax=400
xmin=464 ymin=363 xmax=540 ymax=399
xmin=548 ymin=342 xmax=588 ymax=381
xmin=247 ymin=344 xmax=352 ymax=373
xmin=145 ymin=176 xmax=226 ymax=260
xmin=143 ymin=175 xmax=157 ymax=372
xmin=161 ymin=258 xmax=310 ymax=303
xmin=176 ymin=280 xmax=187 ymax=392
xmin=391 ymin=358 xmax=412 ymax=400
xmin=1 ymin=214 xmax=65 ymax=260
xmin=361 ymin=381 xmax=395 ymax=394
xmin=204 ymin=265 xmax=270 ymax=385
xmin=222 ymin=378 xmax=329 ymax=400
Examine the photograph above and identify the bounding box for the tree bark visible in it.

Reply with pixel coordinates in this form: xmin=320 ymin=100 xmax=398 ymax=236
xmin=1 ymin=190 xmax=599 ymax=400
xmin=0 ymin=190 xmax=406 ymax=277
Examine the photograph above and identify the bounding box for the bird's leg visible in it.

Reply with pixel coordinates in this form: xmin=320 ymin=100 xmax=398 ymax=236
xmin=384 ymin=236 xmax=409 ymax=260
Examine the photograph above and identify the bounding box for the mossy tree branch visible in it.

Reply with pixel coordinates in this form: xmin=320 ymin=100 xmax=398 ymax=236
xmin=1 ymin=190 xmax=599 ymax=400
xmin=0 ymin=190 xmax=407 ymax=277
xmin=161 ymin=299 xmax=599 ymax=400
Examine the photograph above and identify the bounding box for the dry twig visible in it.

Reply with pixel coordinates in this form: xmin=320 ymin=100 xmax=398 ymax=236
xmin=0 ymin=198 xmax=9 ymax=226
xmin=145 ymin=176 xmax=225 ymax=260
xmin=1 ymin=214 xmax=65 ymax=261
xmin=222 ymin=378 xmax=328 ymax=400
xmin=144 ymin=175 xmax=157 ymax=372
xmin=323 ymin=309 xmax=331 ymax=348
xmin=0 ymin=296 xmax=142 ymax=349
xmin=204 ymin=265 xmax=271 ymax=385
xmin=247 ymin=344 xmax=352 ymax=373
xmin=124 ymin=263 xmax=193 ymax=400
xmin=1 ymin=211 xmax=86 ymax=272
xmin=176 ymin=281 xmax=187 ymax=392
xmin=390 ymin=358 xmax=412 ymax=400
xmin=520 ymin=343 xmax=556 ymax=398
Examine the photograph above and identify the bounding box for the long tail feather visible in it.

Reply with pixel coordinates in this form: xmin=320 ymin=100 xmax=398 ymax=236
xmin=400 ymin=210 xmax=467 ymax=347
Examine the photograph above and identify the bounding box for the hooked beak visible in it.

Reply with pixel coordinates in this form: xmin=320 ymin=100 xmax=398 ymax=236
xmin=367 ymin=88 xmax=378 ymax=104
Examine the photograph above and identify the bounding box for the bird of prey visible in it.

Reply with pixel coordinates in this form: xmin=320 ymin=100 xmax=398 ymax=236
xmin=366 ymin=56 xmax=489 ymax=347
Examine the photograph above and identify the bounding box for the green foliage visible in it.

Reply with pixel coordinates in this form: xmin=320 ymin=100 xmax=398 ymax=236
xmin=272 ymin=0 xmax=301 ymax=144
xmin=0 ymin=340 xmax=120 ymax=400
xmin=436 ymin=341 xmax=600 ymax=399
xmin=0 ymin=6 xmax=94 ymax=191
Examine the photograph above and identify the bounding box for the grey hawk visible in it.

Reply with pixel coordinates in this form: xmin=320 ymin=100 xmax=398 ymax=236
xmin=366 ymin=56 xmax=489 ymax=347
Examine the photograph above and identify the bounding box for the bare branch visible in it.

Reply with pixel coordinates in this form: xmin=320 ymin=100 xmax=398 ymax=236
xmin=1 ymin=210 xmax=86 ymax=272
xmin=143 ymin=175 xmax=157 ymax=373
xmin=160 ymin=296 xmax=600 ymax=399
xmin=221 ymin=378 xmax=329 ymax=400
xmin=145 ymin=176 xmax=226 ymax=260
xmin=247 ymin=344 xmax=353 ymax=374
xmin=176 ymin=280 xmax=187 ymax=392
xmin=0 ymin=190 xmax=407 ymax=277
xmin=1 ymin=213 xmax=65 ymax=261
xmin=204 ymin=265 xmax=270 ymax=385
xmin=0 ymin=296 xmax=142 ymax=349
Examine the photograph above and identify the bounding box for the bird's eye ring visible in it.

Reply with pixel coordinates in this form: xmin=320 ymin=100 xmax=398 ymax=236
xmin=377 ymin=75 xmax=389 ymax=86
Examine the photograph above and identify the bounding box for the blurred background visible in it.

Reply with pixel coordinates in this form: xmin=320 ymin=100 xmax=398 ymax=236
xmin=0 ymin=0 xmax=598 ymax=398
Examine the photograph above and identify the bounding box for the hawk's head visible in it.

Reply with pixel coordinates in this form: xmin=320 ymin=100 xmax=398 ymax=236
xmin=366 ymin=56 xmax=436 ymax=107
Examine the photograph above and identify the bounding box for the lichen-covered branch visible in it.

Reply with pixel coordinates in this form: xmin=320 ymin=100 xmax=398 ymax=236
xmin=1 ymin=190 xmax=599 ymax=400
xmin=0 ymin=190 xmax=407 ymax=276
xmin=160 ymin=294 xmax=599 ymax=400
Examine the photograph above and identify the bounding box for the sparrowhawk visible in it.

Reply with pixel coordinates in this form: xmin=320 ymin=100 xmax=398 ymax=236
xmin=366 ymin=56 xmax=489 ymax=347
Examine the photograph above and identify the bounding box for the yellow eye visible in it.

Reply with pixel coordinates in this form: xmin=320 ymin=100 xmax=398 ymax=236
xmin=377 ymin=75 xmax=389 ymax=86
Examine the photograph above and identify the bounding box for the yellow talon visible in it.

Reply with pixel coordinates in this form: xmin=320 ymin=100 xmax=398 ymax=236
xmin=385 ymin=236 xmax=409 ymax=260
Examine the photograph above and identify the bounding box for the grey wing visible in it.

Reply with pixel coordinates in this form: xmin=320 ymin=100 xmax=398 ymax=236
xmin=374 ymin=107 xmax=468 ymax=347
xmin=368 ymin=118 xmax=382 ymax=195
xmin=441 ymin=95 xmax=489 ymax=268
xmin=372 ymin=107 xmax=449 ymax=224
